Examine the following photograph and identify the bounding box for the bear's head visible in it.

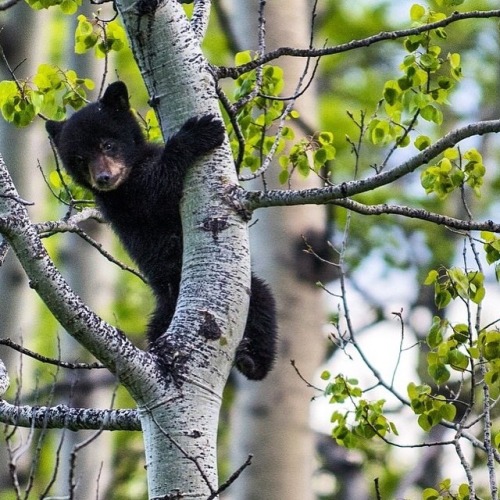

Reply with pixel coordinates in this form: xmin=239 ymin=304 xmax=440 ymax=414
xmin=46 ymin=81 xmax=146 ymax=192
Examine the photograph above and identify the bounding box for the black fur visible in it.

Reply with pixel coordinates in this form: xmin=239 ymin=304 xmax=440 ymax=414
xmin=46 ymin=81 xmax=277 ymax=380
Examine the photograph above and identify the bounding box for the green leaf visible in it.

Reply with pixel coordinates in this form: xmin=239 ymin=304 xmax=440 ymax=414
xmin=438 ymin=77 xmax=452 ymax=89
xmin=417 ymin=414 xmax=434 ymax=432
xmin=278 ymin=169 xmax=289 ymax=185
xmin=435 ymin=27 xmax=447 ymax=39
xmin=439 ymin=403 xmax=456 ymax=422
xmin=235 ymin=51 xmax=253 ymax=65
xmin=397 ymin=76 xmax=412 ymax=91
xmin=420 ymin=53 xmax=440 ymax=71
xmin=415 ymin=135 xmax=431 ymax=151
xmin=422 ymin=488 xmax=440 ymax=500
xmin=410 ymin=4 xmax=426 ymax=22
xmin=458 ymin=483 xmax=470 ymax=498
xmin=404 ymin=36 xmax=423 ymax=52
xmin=280 ymin=126 xmax=295 ymax=140
xmin=427 ymin=316 xmax=446 ymax=348
xmin=368 ymin=119 xmax=391 ymax=145
xmin=421 ymin=104 xmax=443 ymax=124
xmin=435 ymin=288 xmax=451 ymax=309
xmin=448 ymin=52 xmax=461 ymax=69
xmin=318 ymin=131 xmax=334 ymax=145
xmin=428 ymin=362 xmax=450 ymax=384
xmin=383 ymin=80 xmax=400 ymax=106
xmin=450 ymin=324 xmax=469 ymax=344
xmin=447 ymin=349 xmax=468 ymax=371
xmin=313 ymin=148 xmax=327 ymax=167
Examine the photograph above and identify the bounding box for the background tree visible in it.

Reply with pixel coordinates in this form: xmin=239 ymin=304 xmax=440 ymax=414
xmin=227 ymin=1 xmax=329 ymax=499
xmin=0 ymin=0 xmax=499 ymax=499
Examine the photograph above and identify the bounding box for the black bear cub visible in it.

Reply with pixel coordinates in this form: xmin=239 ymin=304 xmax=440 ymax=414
xmin=46 ymin=81 xmax=277 ymax=380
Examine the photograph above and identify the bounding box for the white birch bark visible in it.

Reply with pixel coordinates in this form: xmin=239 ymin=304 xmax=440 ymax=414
xmin=108 ymin=1 xmax=250 ymax=497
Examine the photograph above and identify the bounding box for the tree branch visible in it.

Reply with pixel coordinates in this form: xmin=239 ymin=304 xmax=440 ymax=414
xmin=331 ymin=198 xmax=500 ymax=232
xmin=35 ymin=208 xmax=105 ymax=231
xmin=217 ymin=9 xmax=500 ymax=79
xmin=0 ymin=0 xmax=21 ymax=13
xmin=0 ymin=338 xmax=106 ymax=370
xmin=190 ymin=0 xmax=211 ymax=41
xmin=0 ymin=400 xmax=140 ymax=431
xmin=35 ymin=210 xmax=147 ymax=283
xmin=240 ymin=119 xmax=500 ymax=211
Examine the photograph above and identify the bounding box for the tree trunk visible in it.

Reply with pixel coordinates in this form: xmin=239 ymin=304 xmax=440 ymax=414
xmin=53 ymin=7 xmax=117 ymax=497
xmin=0 ymin=3 xmax=55 ymax=490
xmin=114 ymin=1 xmax=248 ymax=496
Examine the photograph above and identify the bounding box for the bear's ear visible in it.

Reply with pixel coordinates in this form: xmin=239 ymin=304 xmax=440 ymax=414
xmin=100 ymin=81 xmax=130 ymax=111
xmin=45 ymin=120 xmax=65 ymax=142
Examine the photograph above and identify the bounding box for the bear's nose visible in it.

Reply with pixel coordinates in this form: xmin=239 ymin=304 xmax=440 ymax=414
xmin=96 ymin=172 xmax=112 ymax=186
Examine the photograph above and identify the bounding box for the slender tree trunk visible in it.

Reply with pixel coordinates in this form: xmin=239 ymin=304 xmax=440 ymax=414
xmin=0 ymin=3 xmax=54 ymax=489
xmin=53 ymin=8 xmax=118 ymax=497
xmin=228 ymin=1 xmax=327 ymax=499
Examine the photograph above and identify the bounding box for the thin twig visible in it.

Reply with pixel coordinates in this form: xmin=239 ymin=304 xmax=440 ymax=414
xmin=0 ymin=338 xmax=105 ymax=369
xmin=0 ymin=0 xmax=21 ymax=10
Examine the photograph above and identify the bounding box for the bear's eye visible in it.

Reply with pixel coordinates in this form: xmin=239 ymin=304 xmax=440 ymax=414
xmin=102 ymin=140 xmax=117 ymax=154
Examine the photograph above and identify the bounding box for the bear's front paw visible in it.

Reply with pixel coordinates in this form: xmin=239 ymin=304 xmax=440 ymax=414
xmin=180 ymin=115 xmax=225 ymax=156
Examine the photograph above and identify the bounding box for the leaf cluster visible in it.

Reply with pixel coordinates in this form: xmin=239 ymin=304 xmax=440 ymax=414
xmin=422 ymin=478 xmax=470 ymax=500
xmin=25 ymin=0 xmax=81 ymax=15
xmin=421 ymin=148 xmax=485 ymax=199
xmin=425 ymin=266 xmax=485 ymax=310
xmin=278 ymin=131 xmax=336 ymax=184
xmin=75 ymin=15 xmax=127 ymax=58
xmin=366 ymin=5 xmax=463 ymax=151
xmin=229 ymin=52 xmax=290 ymax=172
xmin=229 ymin=52 xmax=337 ymax=180
xmin=321 ymin=372 xmax=398 ymax=449
xmin=407 ymin=382 xmax=456 ymax=432
xmin=0 ymin=64 xmax=93 ymax=125
xmin=422 ymin=268 xmax=500 ymax=397
xmin=481 ymin=231 xmax=500 ymax=280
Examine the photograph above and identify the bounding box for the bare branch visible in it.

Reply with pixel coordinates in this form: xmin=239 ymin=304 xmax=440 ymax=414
xmin=0 ymin=338 xmax=106 ymax=370
xmin=35 ymin=208 xmax=105 ymax=233
xmin=217 ymin=10 xmax=500 ymax=79
xmin=0 ymin=0 xmax=21 ymax=10
xmin=231 ymin=1 xmax=266 ymax=112
xmin=290 ymin=359 xmax=323 ymax=392
xmin=209 ymin=455 xmax=253 ymax=499
xmin=331 ymin=198 xmax=500 ymax=232
xmin=69 ymin=428 xmax=105 ymax=497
